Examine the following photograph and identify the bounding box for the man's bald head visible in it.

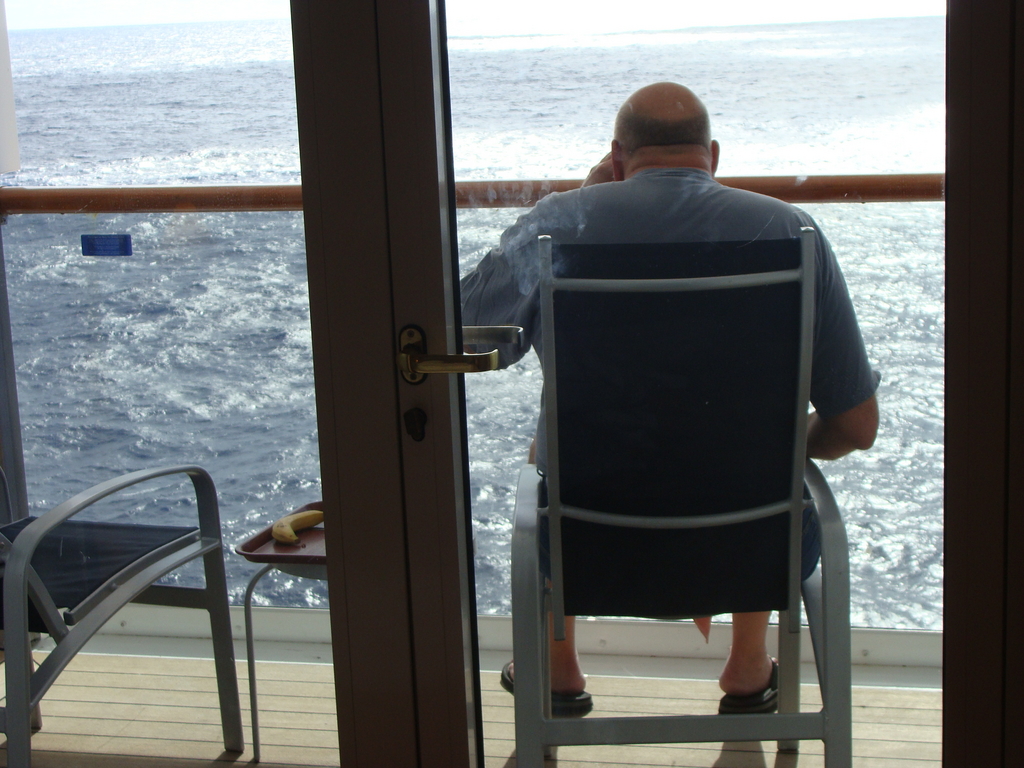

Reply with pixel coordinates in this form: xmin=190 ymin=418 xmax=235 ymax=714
xmin=614 ymin=83 xmax=711 ymax=153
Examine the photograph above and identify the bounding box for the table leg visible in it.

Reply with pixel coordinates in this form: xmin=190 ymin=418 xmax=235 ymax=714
xmin=244 ymin=563 xmax=275 ymax=763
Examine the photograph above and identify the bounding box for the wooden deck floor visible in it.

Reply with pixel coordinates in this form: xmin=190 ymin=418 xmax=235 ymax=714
xmin=0 ymin=653 xmax=940 ymax=767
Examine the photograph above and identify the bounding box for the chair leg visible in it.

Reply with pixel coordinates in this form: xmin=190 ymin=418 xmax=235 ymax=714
xmin=244 ymin=563 xmax=275 ymax=763
xmin=510 ymin=497 xmax=550 ymax=768
xmin=821 ymin=641 xmax=853 ymax=768
xmin=776 ymin=610 xmax=801 ymax=753
xmin=511 ymin=583 xmax=549 ymax=768
xmin=820 ymin=568 xmax=852 ymax=768
xmin=824 ymin=720 xmax=853 ymax=768
xmin=5 ymin=629 xmax=35 ymax=768
xmin=203 ymin=546 xmax=245 ymax=753
xmin=29 ymin=654 xmax=42 ymax=732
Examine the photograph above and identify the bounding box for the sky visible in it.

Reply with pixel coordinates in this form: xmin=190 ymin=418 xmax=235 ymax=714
xmin=3 ymin=0 xmax=945 ymax=34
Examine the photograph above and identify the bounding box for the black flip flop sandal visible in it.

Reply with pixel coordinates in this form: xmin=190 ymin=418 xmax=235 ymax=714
xmin=718 ymin=659 xmax=779 ymax=714
xmin=500 ymin=660 xmax=594 ymax=717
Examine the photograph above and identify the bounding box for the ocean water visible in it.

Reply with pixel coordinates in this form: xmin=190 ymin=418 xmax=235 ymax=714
xmin=3 ymin=16 xmax=944 ymax=627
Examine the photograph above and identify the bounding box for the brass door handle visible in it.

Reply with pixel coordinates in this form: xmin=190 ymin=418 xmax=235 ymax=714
xmin=399 ymin=348 xmax=499 ymax=375
xmin=397 ymin=325 xmax=522 ymax=384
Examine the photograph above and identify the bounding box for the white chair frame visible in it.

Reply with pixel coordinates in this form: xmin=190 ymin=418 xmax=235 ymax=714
xmin=0 ymin=465 xmax=244 ymax=768
xmin=509 ymin=229 xmax=853 ymax=766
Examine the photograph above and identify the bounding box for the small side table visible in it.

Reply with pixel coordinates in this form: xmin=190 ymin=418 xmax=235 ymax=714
xmin=236 ymin=506 xmax=327 ymax=763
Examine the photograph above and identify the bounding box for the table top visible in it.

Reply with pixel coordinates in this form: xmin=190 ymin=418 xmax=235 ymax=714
xmin=235 ymin=521 xmax=327 ymax=565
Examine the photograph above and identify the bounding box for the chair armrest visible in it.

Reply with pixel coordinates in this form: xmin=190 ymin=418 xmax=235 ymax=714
xmin=3 ymin=465 xmax=221 ymax=594
xmin=511 ymin=465 xmax=544 ymax=613
xmin=803 ymin=459 xmax=849 ymax=565
xmin=511 ymin=465 xmax=542 ymax=572
xmin=802 ymin=459 xmax=852 ymax=708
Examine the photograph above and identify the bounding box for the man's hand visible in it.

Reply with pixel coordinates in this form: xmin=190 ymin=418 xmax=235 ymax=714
xmin=806 ymin=395 xmax=878 ymax=460
xmin=581 ymin=152 xmax=615 ymax=187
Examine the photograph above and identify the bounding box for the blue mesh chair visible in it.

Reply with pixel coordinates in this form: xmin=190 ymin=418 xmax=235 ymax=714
xmin=0 ymin=465 xmax=244 ymax=768
xmin=510 ymin=229 xmax=852 ymax=766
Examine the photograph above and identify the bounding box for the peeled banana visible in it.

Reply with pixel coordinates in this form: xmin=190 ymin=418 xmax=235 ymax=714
xmin=271 ymin=508 xmax=324 ymax=545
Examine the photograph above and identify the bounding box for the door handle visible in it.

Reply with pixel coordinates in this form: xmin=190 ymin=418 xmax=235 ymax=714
xmin=397 ymin=325 xmax=523 ymax=384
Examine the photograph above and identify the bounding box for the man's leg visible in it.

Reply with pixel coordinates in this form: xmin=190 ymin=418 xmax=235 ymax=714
xmin=719 ymin=611 xmax=774 ymax=696
xmin=549 ymin=615 xmax=587 ymax=695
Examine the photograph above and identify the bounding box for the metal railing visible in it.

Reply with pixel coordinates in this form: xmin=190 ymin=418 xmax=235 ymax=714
xmin=0 ymin=174 xmax=944 ymax=215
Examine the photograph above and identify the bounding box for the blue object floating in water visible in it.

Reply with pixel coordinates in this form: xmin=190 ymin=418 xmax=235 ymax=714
xmin=81 ymin=234 xmax=132 ymax=256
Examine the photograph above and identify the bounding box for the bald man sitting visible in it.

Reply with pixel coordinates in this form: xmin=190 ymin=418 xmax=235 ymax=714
xmin=462 ymin=83 xmax=879 ymax=717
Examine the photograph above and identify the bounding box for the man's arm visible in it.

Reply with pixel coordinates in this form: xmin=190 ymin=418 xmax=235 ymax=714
xmin=806 ymin=394 xmax=878 ymax=460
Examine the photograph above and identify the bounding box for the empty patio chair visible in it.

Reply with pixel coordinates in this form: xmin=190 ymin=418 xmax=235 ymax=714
xmin=0 ymin=464 xmax=244 ymax=768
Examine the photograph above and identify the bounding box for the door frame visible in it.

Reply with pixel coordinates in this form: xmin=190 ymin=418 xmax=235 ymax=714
xmin=290 ymin=0 xmax=1024 ymax=764
xmin=290 ymin=1 xmax=479 ymax=765
xmin=944 ymin=0 xmax=1023 ymax=763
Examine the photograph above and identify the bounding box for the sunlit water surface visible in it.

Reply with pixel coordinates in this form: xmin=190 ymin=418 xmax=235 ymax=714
xmin=3 ymin=17 xmax=943 ymax=627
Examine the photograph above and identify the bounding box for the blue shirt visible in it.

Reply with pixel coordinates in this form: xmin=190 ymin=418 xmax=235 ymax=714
xmin=461 ymin=168 xmax=879 ymax=467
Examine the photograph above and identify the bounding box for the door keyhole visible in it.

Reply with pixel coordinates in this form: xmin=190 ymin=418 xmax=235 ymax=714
xmin=403 ymin=408 xmax=428 ymax=441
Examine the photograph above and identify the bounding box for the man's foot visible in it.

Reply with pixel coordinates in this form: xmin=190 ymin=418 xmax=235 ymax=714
xmin=500 ymin=661 xmax=593 ymax=717
xmin=718 ymin=653 xmax=774 ymax=697
xmin=718 ymin=659 xmax=778 ymax=714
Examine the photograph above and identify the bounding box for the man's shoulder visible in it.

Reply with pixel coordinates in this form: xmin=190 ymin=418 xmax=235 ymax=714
xmin=621 ymin=169 xmax=806 ymax=213
xmin=510 ymin=168 xmax=821 ymax=248
xmin=716 ymin=185 xmax=815 ymax=227
xmin=534 ymin=169 xmax=802 ymax=212
xmin=632 ymin=169 xmax=816 ymax=239
xmin=668 ymin=171 xmax=805 ymax=212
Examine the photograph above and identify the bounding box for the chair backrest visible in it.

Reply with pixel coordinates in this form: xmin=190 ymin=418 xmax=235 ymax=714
xmin=540 ymin=230 xmax=815 ymax=621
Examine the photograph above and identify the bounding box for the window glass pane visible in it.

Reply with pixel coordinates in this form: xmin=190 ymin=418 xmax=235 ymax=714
xmin=4 ymin=12 xmax=322 ymax=606
xmin=450 ymin=8 xmax=944 ymax=630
